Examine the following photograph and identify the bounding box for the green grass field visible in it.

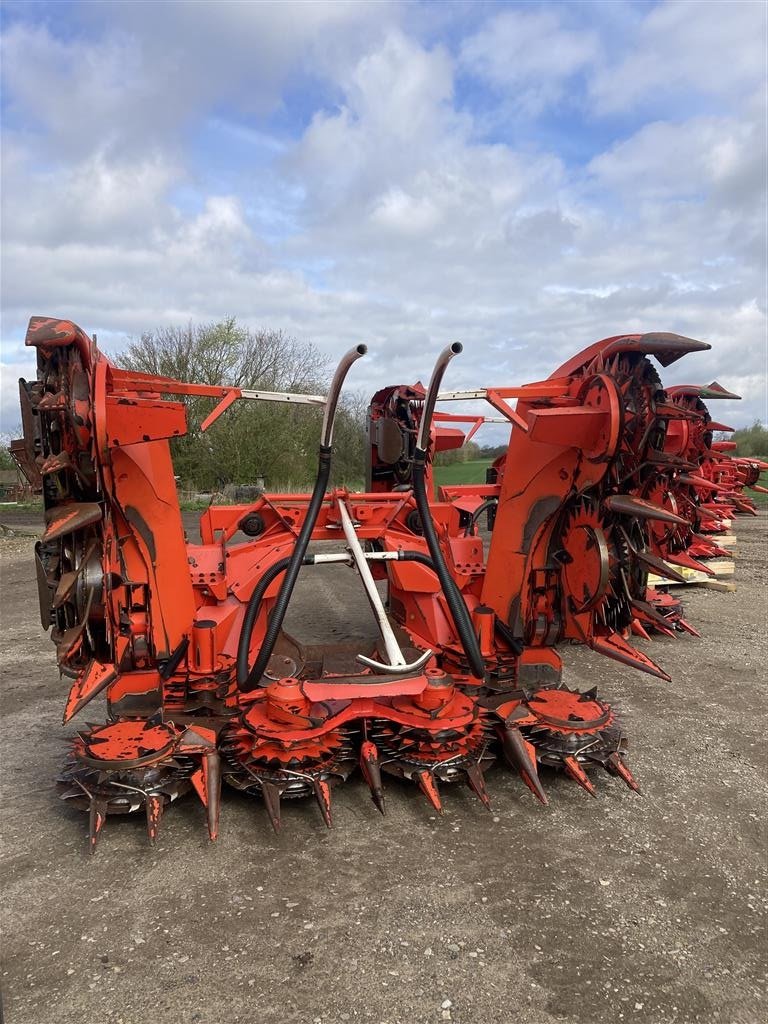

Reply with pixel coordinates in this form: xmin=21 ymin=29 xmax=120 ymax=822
xmin=750 ymin=472 xmax=768 ymax=507
xmin=432 ymin=464 xmax=767 ymax=507
xmin=433 ymin=459 xmax=492 ymax=487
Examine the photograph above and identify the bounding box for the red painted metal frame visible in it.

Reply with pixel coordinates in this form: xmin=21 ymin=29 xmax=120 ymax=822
xmin=17 ymin=316 xmax=731 ymax=850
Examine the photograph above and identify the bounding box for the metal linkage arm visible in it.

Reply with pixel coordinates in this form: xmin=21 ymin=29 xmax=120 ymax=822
xmin=336 ymin=499 xmax=432 ymax=675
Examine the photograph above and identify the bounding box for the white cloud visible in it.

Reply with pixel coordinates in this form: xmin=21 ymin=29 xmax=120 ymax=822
xmin=0 ymin=2 xmax=397 ymax=158
xmin=176 ymin=196 xmax=256 ymax=257
xmin=370 ymin=188 xmax=443 ymax=235
xmin=589 ymin=0 xmax=767 ymax=113
xmin=0 ymin=1 xmax=765 ymax=438
xmin=460 ymin=8 xmax=599 ymax=113
xmin=290 ymin=28 xmax=567 ymax=271
xmin=1 ymin=144 xmax=179 ymax=245
xmin=294 ymin=31 xmax=459 ymax=212
xmin=588 ymin=109 xmax=766 ymax=209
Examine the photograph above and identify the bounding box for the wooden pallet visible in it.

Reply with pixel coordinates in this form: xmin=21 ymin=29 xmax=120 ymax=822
xmin=648 ymin=558 xmax=736 ymax=592
xmin=711 ymin=533 xmax=737 ymax=549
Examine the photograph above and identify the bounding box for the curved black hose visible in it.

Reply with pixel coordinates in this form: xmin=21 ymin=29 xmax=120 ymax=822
xmin=236 ymin=547 xmax=442 ymax=691
xmin=237 ymin=555 xmax=300 ymax=689
xmin=399 ymin=550 xmax=436 ymax=571
xmin=493 ymin=615 xmax=524 ymax=656
xmin=239 ymin=447 xmax=331 ymax=690
xmin=239 ymin=342 xmax=367 ymax=690
xmin=463 ymin=497 xmax=499 ymax=536
xmin=412 ymin=450 xmax=485 ymax=678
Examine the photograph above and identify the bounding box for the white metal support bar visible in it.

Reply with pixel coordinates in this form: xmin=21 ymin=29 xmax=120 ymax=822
xmin=336 ymin=499 xmax=432 ymax=674
xmin=239 ymin=389 xmax=327 ymax=406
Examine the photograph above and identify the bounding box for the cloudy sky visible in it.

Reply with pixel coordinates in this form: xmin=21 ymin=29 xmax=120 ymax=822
xmin=1 ymin=0 xmax=766 ymax=436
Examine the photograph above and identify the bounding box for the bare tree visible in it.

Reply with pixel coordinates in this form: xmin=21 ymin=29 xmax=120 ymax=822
xmin=119 ymin=318 xmax=328 ymax=391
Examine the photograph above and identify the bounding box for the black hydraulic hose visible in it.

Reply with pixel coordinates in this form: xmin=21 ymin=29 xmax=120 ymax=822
xmin=239 ymin=450 xmax=331 ymax=691
xmin=409 ymin=339 xmax=485 ymax=678
xmin=237 ymin=554 xmax=307 ymax=690
xmin=399 ymin=550 xmax=436 ymax=570
xmin=237 ymin=548 xmax=441 ymax=691
xmin=412 ymin=451 xmax=486 ymax=678
xmin=493 ymin=615 xmax=525 ymax=656
xmin=237 ymin=343 xmax=367 ymax=691
xmin=398 ymin=551 xmax=517 ymax=661
xmin=463 ymin=497 xmax=499 ymax=537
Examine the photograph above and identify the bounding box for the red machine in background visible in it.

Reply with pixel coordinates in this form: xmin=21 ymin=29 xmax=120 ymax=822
xmin=15 ymin=316 xmax=746 ymax=852
xmin=658 ymin=383 xmax=766 ymax=534
xmin=371 ymin=334 xmax=713 ymax=657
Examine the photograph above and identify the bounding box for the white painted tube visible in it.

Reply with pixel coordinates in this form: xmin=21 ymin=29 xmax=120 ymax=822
xmin=337 ymin=499 xmax=406 ymax=667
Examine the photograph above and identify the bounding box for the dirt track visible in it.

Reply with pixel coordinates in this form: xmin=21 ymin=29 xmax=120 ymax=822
xmin=1 ymin=511 xmax=766 ymax=1024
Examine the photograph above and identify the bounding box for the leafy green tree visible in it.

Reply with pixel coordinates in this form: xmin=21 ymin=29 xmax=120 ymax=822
xmin=727 ymin=421 xmax=768 ymax=458
xmin=434 ymin=440 xmax=481 ymax=466
xmin=479 ymin=444 xmax=508 ymax=460
xmin=117 ymin=320 xmax=366 ymax=491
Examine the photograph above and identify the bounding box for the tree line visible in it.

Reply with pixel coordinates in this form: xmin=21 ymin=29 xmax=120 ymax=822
xmin=724 ymin=421 xmax=768 ymax=459
xmin=118 ymin=318 xmax=368 ymax=492
xmin=3 ymin=323 xmax=765 ymax=487
xmin=433 ymin=443 xmax=508 ymax=467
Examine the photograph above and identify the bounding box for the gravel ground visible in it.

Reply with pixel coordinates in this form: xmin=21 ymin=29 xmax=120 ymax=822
xmin=0 ymin=511 xmax=766 ymax=1024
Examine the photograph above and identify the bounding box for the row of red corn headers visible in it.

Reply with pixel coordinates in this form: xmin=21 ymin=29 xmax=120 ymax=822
xmin=12 ymin=317 xmax=765 ymax=852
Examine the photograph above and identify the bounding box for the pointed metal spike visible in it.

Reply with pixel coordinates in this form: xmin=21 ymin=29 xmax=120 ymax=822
xmin=415 ymin=770 xmax=443 ymax=813
xmin=360 ymin=740 xmax=386 ymax=815
xmin=313 ymin=778 xmax=333 ymax=828
xmin=563 ymin=756 xmax=597 ymax=797
xmin=646 ymin=451 xmax=698 ymax=469
xmin=696 ymin=505 xmax=722 ymax=522
xmin=603 ymin=494 xmax=688 ymax=526
xmin=631 ymin=617 xmax=653 ymax=642
xmin=677 ymin=473 xmax=727 ymax=492
xmin=664 ymin=550 xmax=716 ymax=576
xmin=578 ymin=686 xmax=598 ymax=702
xmin=694 ymin=532 xmax=733 ymax=553
xmin=591 ymin=631 xmax=672 ymax=682
xmin=59 ymin=786 xmax=84 ymax=800
xmin=188 ymin=770 xmax=204 ymax=806
xmin=693 ymin=540 xmax=731 ymax=558
xmin=676 ymin=617 xmax=702 ymax=638
xmin=656 ymin=623 xmax=678 ymax=639
xmin=732 ymin=498 xmax=759 ymax=515
xmin=371 ymin=786 xmax=386 ymax=816
xmin=633 ymin=548 xmax=688 ymax=584
xmin=630 ymin=597 xmax=679 ymax=636
xmin=88 ymin=798 xmax=108 ymax=855
xmin=699 ymin=380 xmax=741 ymax=400
xmin=260 ymin=781 xmax=283 ymax=834
xmin=42 ymin=501 xmax=102 ymax=543
xmin=653 ymin=400 xmax=698 ymax=420
xmin=607 ymin=752 xmax=641 ymax=793
xmin=51 ymin=566 xmax=78 ymax=607
xmin=145 ymin=793 xmax=163 ymax=845
xmin=501 ymin=728 xmax=549 ymax=805
xmin=205 ymin=751 xmax=221 ymax=841
xmin=464 ymin=761 xmax=492 ymax=810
